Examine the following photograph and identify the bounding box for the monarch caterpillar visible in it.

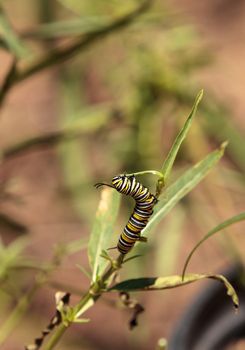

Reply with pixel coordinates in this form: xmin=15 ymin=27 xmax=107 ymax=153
xmin=25 ymin=292 xmax=70 ymax=350
xmin=95 ymin=174 xmax=157 ymax=254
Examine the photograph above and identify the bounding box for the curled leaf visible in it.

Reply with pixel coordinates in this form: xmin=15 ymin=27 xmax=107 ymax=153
xmin=110 ymin=274 xmax=239 ymax=310
xmin=120 ymin=292 xmax=145 ymax=330
xmin=25 ymin=292 xmax=71 ymax=350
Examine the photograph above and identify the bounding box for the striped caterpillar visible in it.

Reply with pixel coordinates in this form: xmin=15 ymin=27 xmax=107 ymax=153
xmin=95 ymin=174 xmax=157 ymax=254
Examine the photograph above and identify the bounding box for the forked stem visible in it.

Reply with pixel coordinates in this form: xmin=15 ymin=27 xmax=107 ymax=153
xmin=43 ymin=254 xmax=125 ymax=350
xmin=126 ymin=170 xmax=164 ymax=180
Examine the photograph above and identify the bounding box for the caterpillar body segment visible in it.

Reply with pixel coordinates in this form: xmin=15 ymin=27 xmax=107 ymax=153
xmin=96 ymin=174 xmax=157 ymax=255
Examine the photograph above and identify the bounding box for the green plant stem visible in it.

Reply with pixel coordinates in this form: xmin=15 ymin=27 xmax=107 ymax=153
xmin=0 ymin=251 xmax=64 ymax=345
xmin=0 ymin=0 xmax=153 ymax=107
xmin=43 ymin=254 xmax=124 ymax=350
xmin=44 ymin=323 xmax=67 ymax=350
xmin=1 ymin=108 xmax=112 ymax=160
xmin=0 ymin=282 xmax=40 ymax=345
xmin=126 ymin=170 xmax=163 ymax=179
xmin=2 ymin=129 xmax=80 ymax=160
xmin=22 ymin=18 xmax=108 ymax=39
xmin=0 ymin=59 xmax=17 ymax=106
xmin=124 ymin=170 xmax=164 ymax=198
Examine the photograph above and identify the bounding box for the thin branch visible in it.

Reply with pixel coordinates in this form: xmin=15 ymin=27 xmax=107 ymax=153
xmin=43 ymin=254 xmax=125 ymax=350
xmin=0 ymin=212 xmax=27 ymax=234
xmin=1 ymin=112 xmax=111 ymax=159
xmin=0 ymin=6 xmax=29 ymax=58
xmin=1 ymin=130 xmax=72 ymax=159
xmin=0 ymin=59 xmax=17 ymax=106
xmin=0 ymin=0 xmax=153 ymax=106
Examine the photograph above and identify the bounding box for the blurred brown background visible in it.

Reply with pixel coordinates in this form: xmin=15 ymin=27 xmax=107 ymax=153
xmin=0 ymin=1 xmax=244 ymax=349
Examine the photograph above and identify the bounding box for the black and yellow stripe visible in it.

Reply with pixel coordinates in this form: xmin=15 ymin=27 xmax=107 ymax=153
xmin=111 ymin=175 xmax=157 ymax=254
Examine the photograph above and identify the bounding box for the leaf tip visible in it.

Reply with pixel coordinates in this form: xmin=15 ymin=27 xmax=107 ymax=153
xmin=220 ymin=140 xmax=229 ymax=151
xmin=198 ymin=88 xmax=204 ymax=98
xmin=196 ymin=89 xmax=204 ymax=104
xmin=228 ymin=289 xmax=239 ymax=311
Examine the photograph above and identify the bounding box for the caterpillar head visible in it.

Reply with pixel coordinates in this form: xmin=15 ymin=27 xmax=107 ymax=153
xmin=95 ymin=174 xmax=133 ymax=191
xmin=111 ymin=174 xmax=126 ymax=189
xmin=112 ymin=174 xmax=136 ymax=192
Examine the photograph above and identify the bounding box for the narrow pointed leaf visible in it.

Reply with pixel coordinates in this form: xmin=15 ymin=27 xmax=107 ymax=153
xmin=141 ymin=142 xmax=227 ymax=239
xmin=123 ymin=254 xmax=142 ymax=264
xmin=160 ymin=90 xmax=203 ymax=183
xmin=73 ymin=318 xmax=90 ymax=324
xmin=57 ymin=238 xmax=88 ymax=256
xmin=110 ymin=274 xmax=239 ymax=309
xmin=88 ymin=187 xmax=120 ymax=282
xmin=25 ymin=17 xmax=108 ymax=39
xmin=182 ymin=212 xmax=245 ymax=278
xmin=76 ymin=264 xmax=91 ymax=280
xmin=0 ymin=7 xmax=29 ymax=58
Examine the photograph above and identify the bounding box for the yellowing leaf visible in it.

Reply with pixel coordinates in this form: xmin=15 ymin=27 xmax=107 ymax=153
xmin=110 ymin=273 xmax=239 ymax=310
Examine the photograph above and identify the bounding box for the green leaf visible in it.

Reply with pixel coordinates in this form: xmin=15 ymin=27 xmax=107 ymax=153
xmin=160 ymin=89 xmax=203 ymax=184
xmin=73 ymin=318 xmax=90 ymax=324
xmin=76 ymin=264 xmax=91 ymax=280
xmin=123 ymin=254 xmax=142 ymax=264
xmin=3 ymin=103 xmax=113 ymax=160
xmin=140 ymin=142 xmax=227 ymax=239
xmin=55 ymin=238 xmax=88 ymax=257
xmin=0 ymin=6 xmax=29 ymax=58
xmin=25 ymin=18 xmax=108 ymax=39
xmin=57 ymin=0 xmax=87 ymax=15
xmin=110 ymin=274 xmax=239 ymax=309
xmin=182 ymin=212 xmax=245 ymax=278
xmin=0 ymin=237 xmax=27 ymax=280
xmin=88 ymin=187 xmax=120 ymax=282
xmin=57 ymin=0 xmax=141 ymax=16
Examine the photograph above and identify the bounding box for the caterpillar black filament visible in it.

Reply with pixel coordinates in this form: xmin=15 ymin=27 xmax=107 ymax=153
xmin=95 ymin=174 xmax=157 ymax=254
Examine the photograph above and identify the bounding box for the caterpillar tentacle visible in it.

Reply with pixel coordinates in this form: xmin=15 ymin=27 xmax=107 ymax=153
xmin=96 ymin=174 xmax=157 ymax=255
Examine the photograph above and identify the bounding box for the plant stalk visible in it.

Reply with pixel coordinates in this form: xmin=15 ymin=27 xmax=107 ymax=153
xmin=43 ymin=254 xmax=124 ymax=350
